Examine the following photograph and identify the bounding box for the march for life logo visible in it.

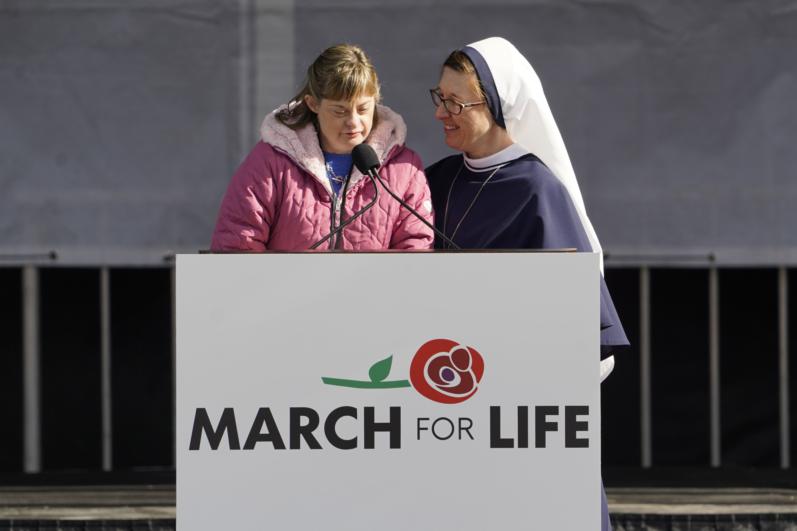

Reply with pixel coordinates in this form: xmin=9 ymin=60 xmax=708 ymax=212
xmin=188 ymin=338 xmax=591 ymax=452
xmin=322 ymin=339 xmax=485 ymax=404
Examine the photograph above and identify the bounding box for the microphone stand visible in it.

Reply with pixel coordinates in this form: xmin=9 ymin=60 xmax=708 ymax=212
xmin=367 ymin=169 xmax=460 ymax=250
xmin=334 ymin=170 xmax=354 ymax=250
xmin=309 ymin=172 xmax=379 ymax=250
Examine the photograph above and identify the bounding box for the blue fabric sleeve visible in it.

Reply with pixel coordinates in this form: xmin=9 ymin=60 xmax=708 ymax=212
xmin=531 ymin=171 xmax=629 ymax=352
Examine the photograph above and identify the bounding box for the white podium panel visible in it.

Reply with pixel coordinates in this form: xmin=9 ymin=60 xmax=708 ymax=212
xmin=177 ymin=252 xmax=601 ymax=530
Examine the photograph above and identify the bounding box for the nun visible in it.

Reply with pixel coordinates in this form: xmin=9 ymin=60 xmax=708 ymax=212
xmin=425 ymin=36 xmax=628 ymax=530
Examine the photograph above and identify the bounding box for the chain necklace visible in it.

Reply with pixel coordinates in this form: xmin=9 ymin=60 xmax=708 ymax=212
xmin=325 ymin=161 xmax=349 ymax=184
xmin=442 ymin=161 xmax=503 ymax=249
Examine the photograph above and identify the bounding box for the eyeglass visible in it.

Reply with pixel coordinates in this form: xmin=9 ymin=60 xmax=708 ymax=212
xmin=429 ymin=89 xmax=486 ymax=115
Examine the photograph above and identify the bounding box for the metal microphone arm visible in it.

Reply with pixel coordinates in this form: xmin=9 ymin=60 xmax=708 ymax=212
xmin=368 ymin=169 xmax=460 ymax=250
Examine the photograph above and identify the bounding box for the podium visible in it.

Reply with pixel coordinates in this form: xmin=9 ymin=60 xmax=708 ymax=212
xmin=176 ymin=251 xmax=601 ymax=530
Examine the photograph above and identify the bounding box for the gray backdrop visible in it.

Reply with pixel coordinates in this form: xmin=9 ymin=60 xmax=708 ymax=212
xmin=2 ymin=0 xmax=795 ymax=265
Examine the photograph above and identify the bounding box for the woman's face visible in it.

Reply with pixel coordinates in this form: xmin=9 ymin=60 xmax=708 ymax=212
xmin=305 ymin=94 xmax=376 ymax=154
xmin=434 ymin=67 xmax=495 ymax=157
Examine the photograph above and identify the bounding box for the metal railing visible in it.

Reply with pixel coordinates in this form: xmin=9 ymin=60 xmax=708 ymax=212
xmin=5 ymin=258 xmax=793 ymax=472
xmin=7 ymin=253 xmax=176 ymax=474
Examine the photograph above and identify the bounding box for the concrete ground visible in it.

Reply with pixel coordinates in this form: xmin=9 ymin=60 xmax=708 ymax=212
xmin=1 ymin=486 xmax=796 ymax=520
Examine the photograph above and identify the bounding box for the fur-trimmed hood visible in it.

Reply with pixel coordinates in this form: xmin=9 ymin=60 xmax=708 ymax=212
xmin=260 ymin=104 xmax=408 ymax=191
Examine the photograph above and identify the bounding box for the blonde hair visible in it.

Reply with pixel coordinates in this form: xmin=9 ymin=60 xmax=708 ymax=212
xmin=276 ymin=44 xmax=382 ymax=130
xmin=442 ymin=50 xmax=486 ymax=100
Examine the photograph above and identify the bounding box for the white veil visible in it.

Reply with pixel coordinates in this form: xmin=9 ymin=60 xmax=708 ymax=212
xmin=465 ymin=37 xmax=604 ymax=270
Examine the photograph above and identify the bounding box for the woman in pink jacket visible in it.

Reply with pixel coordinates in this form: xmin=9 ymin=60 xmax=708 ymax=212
xmin=211 ymin=44 xmax=434 ymax=251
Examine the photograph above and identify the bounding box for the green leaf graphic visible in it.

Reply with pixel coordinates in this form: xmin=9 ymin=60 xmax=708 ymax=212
xmin=368 ymin=355 xmax=393 ymax=383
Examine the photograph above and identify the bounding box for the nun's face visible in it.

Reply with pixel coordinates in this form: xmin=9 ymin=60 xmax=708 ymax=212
xmin=434 ymin=67 xmax=497 ymax=158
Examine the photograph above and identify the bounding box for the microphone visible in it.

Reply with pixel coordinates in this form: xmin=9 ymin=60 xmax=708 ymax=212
xmin=351 ymin=143 xmax=381 ymax=174
xmin=352 ymin=144 xmax=460 ymax=250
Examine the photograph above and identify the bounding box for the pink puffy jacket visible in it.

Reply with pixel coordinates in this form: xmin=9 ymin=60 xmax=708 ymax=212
xmin=211 ymin=105 xmax=434 ymax=251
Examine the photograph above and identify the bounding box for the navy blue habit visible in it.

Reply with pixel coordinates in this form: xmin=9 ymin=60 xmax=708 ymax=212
xmin=426 ymin=152 xmax=629 ymax=353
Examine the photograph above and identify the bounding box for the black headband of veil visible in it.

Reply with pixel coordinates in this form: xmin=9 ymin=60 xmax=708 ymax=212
xmin=461 ymin=46 xmax=506 ymax=129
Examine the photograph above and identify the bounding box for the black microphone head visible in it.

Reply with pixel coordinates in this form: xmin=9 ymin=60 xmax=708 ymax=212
xmin=352 ymin=143 xmax=380 ymax=173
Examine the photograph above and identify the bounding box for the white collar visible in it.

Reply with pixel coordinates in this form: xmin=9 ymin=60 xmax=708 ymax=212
xmin=463 ymin=143 xmax=528 ymax=172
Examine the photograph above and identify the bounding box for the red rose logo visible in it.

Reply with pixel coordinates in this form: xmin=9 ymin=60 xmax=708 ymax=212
xmin=409 ymin=339 xmax=484 ymax=404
